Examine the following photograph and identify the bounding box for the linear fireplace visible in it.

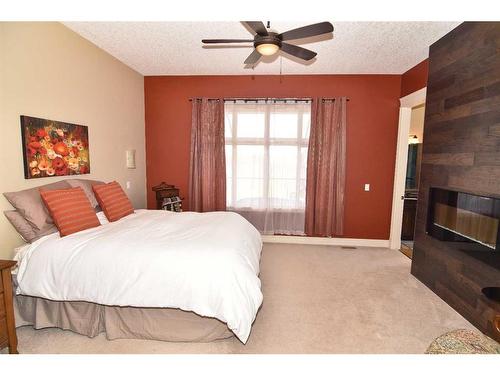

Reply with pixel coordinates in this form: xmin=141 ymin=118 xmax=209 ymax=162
xmin=427 ymin=187 xmax=500 ymax=270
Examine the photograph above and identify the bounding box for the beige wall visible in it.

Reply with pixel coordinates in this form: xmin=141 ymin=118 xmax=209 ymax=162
xmin=0 ymin=22 xmax=146 ymax=259
xmin=410 ymin=105 xmax=425 ymax=143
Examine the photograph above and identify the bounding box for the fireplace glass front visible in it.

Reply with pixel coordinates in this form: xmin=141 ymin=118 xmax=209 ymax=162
xmin=427 ymin=188 xmax=500 ymax=252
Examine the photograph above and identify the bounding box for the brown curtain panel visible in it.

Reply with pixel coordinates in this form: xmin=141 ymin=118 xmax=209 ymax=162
xmin=305 ymin=97 xmax=347 ymax=237
xmin=188 ymin=98 xmax=226 ymax=212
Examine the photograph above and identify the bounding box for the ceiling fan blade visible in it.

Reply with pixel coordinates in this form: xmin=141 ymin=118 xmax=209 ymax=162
xmin=202 ymin=39 xmax=254 ymax=44
xmin=279 ymin=22 xmax=333 ymax=41
xmin=244 ymin=49 xmax=262 ymax=65
xmin=243 ymin=21 xmax=269 ymax=36
xmin=280 ymin=43 xmax=317 ymax=61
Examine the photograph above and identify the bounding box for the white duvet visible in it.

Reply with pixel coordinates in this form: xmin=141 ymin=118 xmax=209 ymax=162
xmin=14 ymin=209 xmax=263 ymax=343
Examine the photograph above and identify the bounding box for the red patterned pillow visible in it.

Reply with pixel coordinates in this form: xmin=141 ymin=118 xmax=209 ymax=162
xmin=92 ymin=181 xmax=134 ymax=222
xmin=40 ymin=187 xmax=100 ymax=236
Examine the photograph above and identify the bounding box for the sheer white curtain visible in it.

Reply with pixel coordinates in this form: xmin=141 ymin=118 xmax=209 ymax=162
xmin=225 ymin=101 xmax=311 ymax=235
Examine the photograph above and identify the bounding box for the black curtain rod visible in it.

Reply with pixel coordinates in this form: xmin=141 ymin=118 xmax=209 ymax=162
xmin=189 ymin=97 xmax=350 ymax=102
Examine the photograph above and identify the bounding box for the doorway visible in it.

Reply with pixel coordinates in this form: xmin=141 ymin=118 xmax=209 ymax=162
xmin=400 ymin=104 xmax=425 ymax=258
xmin=389 ymin=87 xmax=426 ymax=253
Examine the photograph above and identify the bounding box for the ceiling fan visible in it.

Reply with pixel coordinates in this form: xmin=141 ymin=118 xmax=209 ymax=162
xmin=202 ymin=21 xmax=334 ymax=65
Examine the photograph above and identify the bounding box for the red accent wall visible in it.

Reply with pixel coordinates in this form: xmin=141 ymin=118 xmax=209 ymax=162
xmin=145 ymin=75 xmax=402 ymax=239
xmin=400 ymin=59 xmax=429 ymax=97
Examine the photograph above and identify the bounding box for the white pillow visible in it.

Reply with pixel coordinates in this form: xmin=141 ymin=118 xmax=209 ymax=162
xmin=96 ymin=211 xmax=109 ymax=225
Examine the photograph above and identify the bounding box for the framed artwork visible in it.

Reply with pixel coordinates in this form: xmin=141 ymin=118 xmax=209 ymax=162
xmin=20 ymin=115 xmax=91 ymax=179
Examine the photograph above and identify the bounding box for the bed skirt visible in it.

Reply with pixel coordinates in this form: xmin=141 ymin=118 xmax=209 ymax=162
xmin=14 ymin=294 xmax=233 ymax=342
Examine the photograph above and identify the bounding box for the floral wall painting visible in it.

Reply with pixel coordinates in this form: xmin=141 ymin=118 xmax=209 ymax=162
xmin=20 ymin=115 xmax=90 ymax=179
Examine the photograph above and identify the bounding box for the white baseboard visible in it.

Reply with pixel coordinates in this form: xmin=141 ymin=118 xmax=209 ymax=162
xmin=261 ymin=235 xmax=390 ymax=248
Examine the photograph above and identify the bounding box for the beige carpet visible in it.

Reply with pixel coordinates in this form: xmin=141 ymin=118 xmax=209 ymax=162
xmin=11 ymin=243 xmax=476 ymax=354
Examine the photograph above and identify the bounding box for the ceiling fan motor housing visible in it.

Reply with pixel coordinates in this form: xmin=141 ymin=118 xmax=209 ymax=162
xmin=254 ymin=32 xmax=282 ymax=49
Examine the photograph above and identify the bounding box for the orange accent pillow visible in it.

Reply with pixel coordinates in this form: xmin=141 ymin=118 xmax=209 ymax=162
xmin=40 ymin=187 xmax=100 ymax=237
xmin=92 ymin=181 xmax=134 ymax=222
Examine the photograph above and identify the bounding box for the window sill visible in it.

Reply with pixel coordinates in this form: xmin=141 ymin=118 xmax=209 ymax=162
xmin=228 ymin=207 xmax=305 ymax=213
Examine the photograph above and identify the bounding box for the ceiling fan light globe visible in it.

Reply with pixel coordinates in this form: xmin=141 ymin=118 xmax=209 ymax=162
xmin=256 ymin=43 xmax=279 ymax=56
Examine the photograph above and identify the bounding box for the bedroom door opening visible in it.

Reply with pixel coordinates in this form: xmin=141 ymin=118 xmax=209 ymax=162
xmin=389 ymin=88 xmax=426 ymax=253
xmin=400 ymin=104 xmax=425 ymax=259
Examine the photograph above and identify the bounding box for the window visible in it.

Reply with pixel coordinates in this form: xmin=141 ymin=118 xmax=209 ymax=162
xmin=225 ymin=101 xmax=311 ymax=235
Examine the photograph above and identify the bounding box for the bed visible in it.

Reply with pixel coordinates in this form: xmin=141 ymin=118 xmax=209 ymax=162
xmin=12 ymin=209 xmax=263 ymax=344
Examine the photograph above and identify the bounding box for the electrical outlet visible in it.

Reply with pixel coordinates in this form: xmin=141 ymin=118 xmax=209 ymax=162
xmin=364 ymin=183 xmax=370 ymax=192
xmin=126 ymin=181 xmax=131 ymax=189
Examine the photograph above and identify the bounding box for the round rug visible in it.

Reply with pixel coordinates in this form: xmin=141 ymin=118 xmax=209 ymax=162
xmin=426 ymin=329 xmax=500 ymax=354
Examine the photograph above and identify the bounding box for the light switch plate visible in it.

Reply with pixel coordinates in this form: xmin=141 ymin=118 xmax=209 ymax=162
xmin=364 ymin=183 xmax=370 ymax=191
xmin=126 ymin=150 xmax=136 ymax=169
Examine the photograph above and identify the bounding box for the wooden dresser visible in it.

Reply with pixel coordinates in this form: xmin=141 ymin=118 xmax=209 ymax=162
xmin=0 ymin=260 xmax=17 ymax=354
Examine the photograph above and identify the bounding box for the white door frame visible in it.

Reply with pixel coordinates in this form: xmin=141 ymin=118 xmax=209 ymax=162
xmin=389 ymin=87 xmax=427 ymax=250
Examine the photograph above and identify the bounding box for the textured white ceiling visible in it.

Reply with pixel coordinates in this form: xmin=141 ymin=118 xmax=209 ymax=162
xmin=63 ymin=21 xmax=460 ymax=76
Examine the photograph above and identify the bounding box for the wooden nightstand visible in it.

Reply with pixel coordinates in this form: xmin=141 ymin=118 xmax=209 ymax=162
xmin=152 ymin=182 xmax=183 ymax=212
xmin=0 ymin=260 xmax=17 ymax=354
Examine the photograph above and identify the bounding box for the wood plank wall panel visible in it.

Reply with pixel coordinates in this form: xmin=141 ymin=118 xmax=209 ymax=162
xmin=411 ymin=22 xmax=500 ymax=342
